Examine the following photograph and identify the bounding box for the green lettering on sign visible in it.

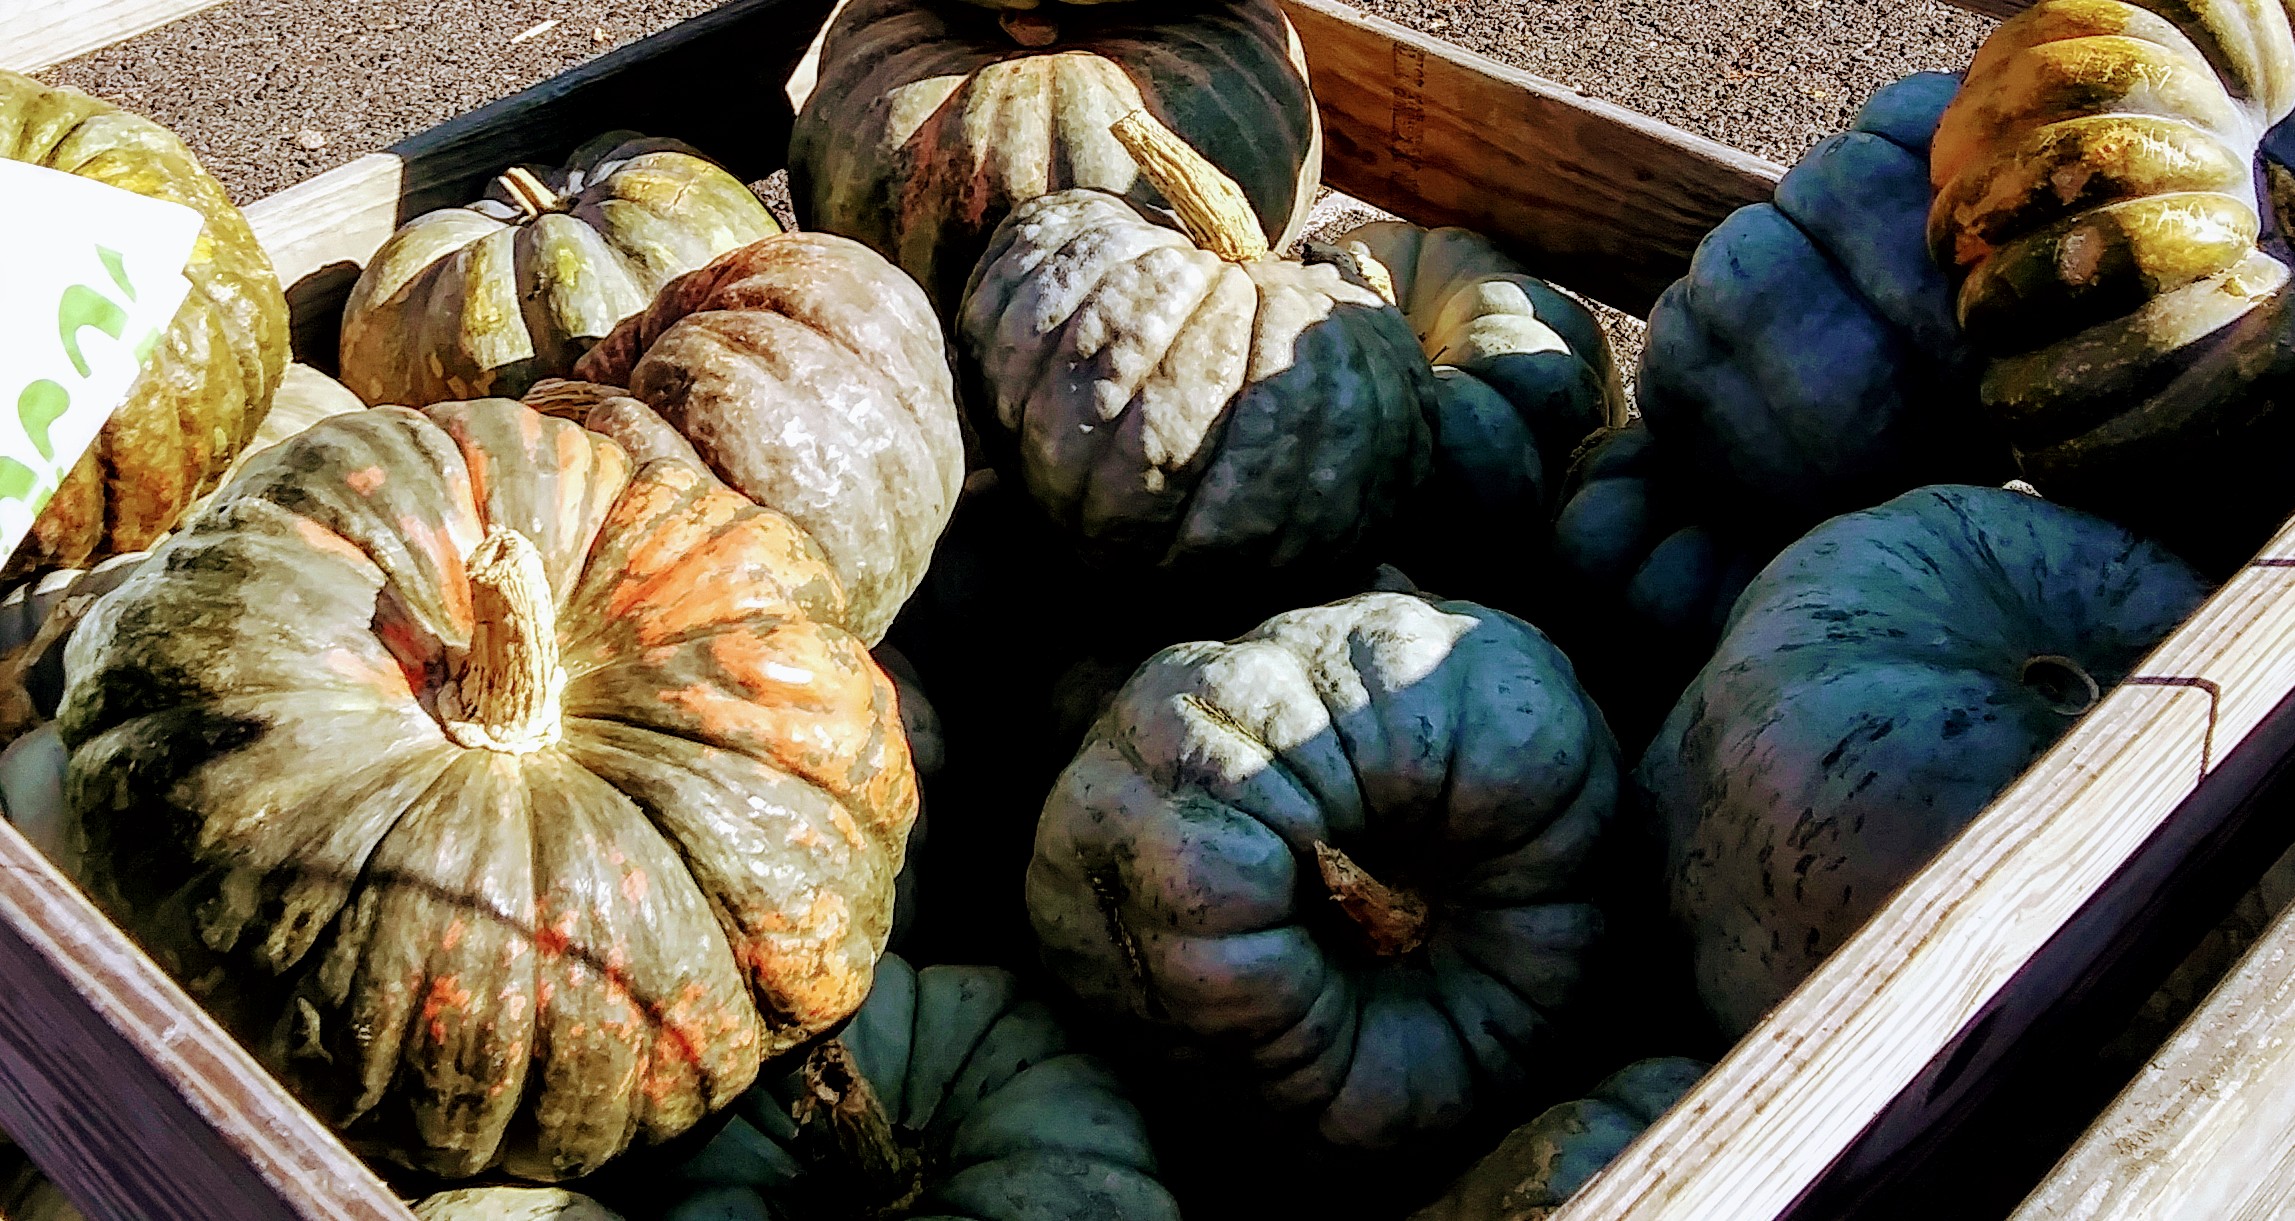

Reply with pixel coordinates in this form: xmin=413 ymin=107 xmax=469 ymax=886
xmin=58 ymin=283 xmax=128 ymax=378
xmin=16 ymin=380 xmax=67 ymax=461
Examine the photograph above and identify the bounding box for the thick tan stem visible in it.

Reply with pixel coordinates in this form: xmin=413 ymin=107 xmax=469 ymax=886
xmin=440 ymin=529 xmax=565 ymax=753
xmin=998 ymin=10 xmax=1059 ymax=46
xmin=1109 ymin=109 xmax=1270 ymax=263
xmin=1314 ymin=841 xmax=1430 ymax=957
xmin=497 ymin=166 xmax=565 ymax=220
xmin=792 ymin=1039 xmax=923 ymax=1217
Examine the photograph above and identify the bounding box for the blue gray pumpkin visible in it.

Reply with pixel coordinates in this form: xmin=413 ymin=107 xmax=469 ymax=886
xmin=1027 ymin=590 xmax=1621 ymax=1149
xmin=659 ymin=953 xmax=1181 ymax=1221
xmin=1638 ymin=484 xmax=2210 ymax=1036
xmin=1638 ymin=71 xmax=2003 ymax=530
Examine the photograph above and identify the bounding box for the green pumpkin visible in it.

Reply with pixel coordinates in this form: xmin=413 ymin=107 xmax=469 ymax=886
xmin=0 ymin=70 xmax=288 ymax=578
xmin=659 ymin=953 xmax=1181 ymax=1221
xmin=1410 ymin=1057 xmax=1708 ymax=1221
xmin=415 ymin=1189 xmax=624 ymax=1221
xmin=59 ymin=401 xmax=919 ymax=1180
xmin=339 ymin=132 xmax=780 ymax=408
xmin=958 ymin=116 xmax=1435 ymax=575
xmin=1930 ymin=0 xmax=2295 ymax=564
xmin=1028 ymin=590 xmax=1621 ymax=1149
xmin=790 ymin=0 xmax=1320 ymax=317
xmin=1638 ymin=484 xmax=2210 ymax=1037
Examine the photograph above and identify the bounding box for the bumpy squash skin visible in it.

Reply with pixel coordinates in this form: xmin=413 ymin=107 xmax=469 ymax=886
xmin=660 ymin=955 xmax=1183 ymax=1221
xmin=58 ymin=402 xmax=918 ymax=1181
xmin=1639 ymin=72 xmax=2003 ymax=531
xmin=414 ymin=1188 xmax=624 ymax=1221
xmin=1334 ymin=222 xmax=1626 ymax=604
xmin=790 ymin=0 xmax=1321 ymax=316
xmin=0 ymin=71 xmax=288 ymax=579
xmin=339 ymin=133 xmax=780 ymax=408
xmin=1409 ymin=1057 xmax=1707 ymax=1221
xmin=1638 ymin=485 xmax=2209 ymax=1038
xmin=960 ymin=191 xmax=1437 ymax=574
xmin=1028 ymin=592 xmax=1621 ymax=1150
xmin=574 ymin=233 xmax=966 ymax=646
xmin=1930 ymin=0 xmax=2295 ymax=567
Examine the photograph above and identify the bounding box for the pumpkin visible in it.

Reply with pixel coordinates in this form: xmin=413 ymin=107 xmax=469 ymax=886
xmin=1929 ymin=0 xmax=2295 ymax=565
xmin=0 ymin=1147 xmax=83 ymax=1221
xmin=0 ymin=70 xmax=288 ymax=578
xmin=1325 ymin=222 xmax=1625 ymax=604
xmin=1409 ymin=1057 xmax=1708 ymax=1221
xmin=659 ymin=953 xmax=1181 ymax=1221
xmin=959 ymin=113 xmax=1436 ymax=575
xmin=181 ymin=362 xmax=367 ymax=523
xmin=338 ymin=133 xmax=780 ymax=408
xmin=1638 ymin=484 xmax=2209 ymax=1037
xmin=1027 ymin=590 xmax=1621 ymax=1149
xmin=415 ymin=1189 xmax=624 ymax=1221
xmin=0 ymin=551 xmax=146 ymax=875
xmin=58 ymin=400 xmax=919 ymax=1180
xmin=789 ymin=0 xmax=1320 ymax=316
xmin=1637 ymin=71 xmax=2001 ymax=530
xmin=874 ymin=643 xmax=939 ymax=949
xmin=567 ymin=234 xmax=965 ymax=646
xmin=1545 ymin=422 xmax=1773 ymax=754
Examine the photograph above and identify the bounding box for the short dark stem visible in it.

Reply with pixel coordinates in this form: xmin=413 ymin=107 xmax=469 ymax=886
xmin=791 ymin=1039 xmax=923 ymax=1218
xmin=1314 ymin=841 xmax=1430 ymax=957
xmin=999 ymin=10 xmax=1059 ymax=45
xmin=2022 ymin=653 xmax=2101 ymax=717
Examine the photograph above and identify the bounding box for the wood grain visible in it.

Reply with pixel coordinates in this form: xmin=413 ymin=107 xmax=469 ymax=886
xmin=0 ymin=813 xmax=413 ymax=1221
xmin=2014 ymin=862 xmax=2295 ymax=1219
xmin=0 ymin=0 xmax=224 ymax=74
xmin=244 ymin=0 xmax=836 ymax=367
xmin=1554 ymin=525 xmax=2295 ymax=1219
xmin=1278 ymin=0 xmax=1784 ymax=316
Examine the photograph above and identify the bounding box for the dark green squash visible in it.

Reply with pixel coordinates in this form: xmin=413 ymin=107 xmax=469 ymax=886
xmin=1638 ymin=484 xmax=2209 ymax=1037
xmin=659 ymin=953 xmax=1181 ymax=1221
xmin=1028 ymin=590 xmax=1621 ymax=1149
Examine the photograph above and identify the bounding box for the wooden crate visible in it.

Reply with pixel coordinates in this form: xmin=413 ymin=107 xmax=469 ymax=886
xmin=15 ymin=0 xmax=2295 ymax=1216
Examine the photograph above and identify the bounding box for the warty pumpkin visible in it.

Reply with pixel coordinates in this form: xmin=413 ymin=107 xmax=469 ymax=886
xmin=1638 ymin=72 xmax=2002 ymax=530
xmin=568 ymin=233 xmax=965 ymax=646
xmin=59 ymin=399 xmax=918 ymax=1181
xmin=1028 ymin=591 xmax=1621 ymax=1149
xmin=1638 ymin=484 xmax=2209 ymax=1037
xmin=0 ymin=70 xmax=288 ymax=578
xmin=1409 ymin=1057 xmax=1708 ymax=1221
xmin=338 ymin=133 xmax=780 ymax=407
xmin=789 ymin=0 xmax=1320 ymax=316
xmin=1929 ymin=0 xmax=2295 ymax=565
xmin=416 ymin=1189 xmax=623 ymax=1221
xmin=959 ymin=113 xmax=1436 ymax=574
xmin=661 ymin=953 xmax=1182 ymax=1221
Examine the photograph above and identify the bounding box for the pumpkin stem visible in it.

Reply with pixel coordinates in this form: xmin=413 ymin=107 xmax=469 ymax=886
xmin=792 ymin=1038 xmax=924 ymax=1217
xmin=998 ymin=10 xmax=1060 ymax=46
xmin=1313 ymin=841 xmax=1430 ymax=957
xmin=497 ymin=166 xmax=566 ymax=220
xmin=439 ymin=528 xmax=566 ymax=754
xmin=1109 ymin=109 xmax=1270 ymax=263
xmin=2021 ymin=653 xmax=2102 ymax=717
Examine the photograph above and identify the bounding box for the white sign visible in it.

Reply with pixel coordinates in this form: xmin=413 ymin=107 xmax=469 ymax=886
xmin=0 ymin=158 xmax=203 ymax=560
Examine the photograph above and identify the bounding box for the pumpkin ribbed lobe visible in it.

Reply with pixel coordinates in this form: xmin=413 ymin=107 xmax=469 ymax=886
xmin=1313 ymin=841 xmax=1430 ymax=957
xmin=438 ymin=528 xmax=567 ymax=753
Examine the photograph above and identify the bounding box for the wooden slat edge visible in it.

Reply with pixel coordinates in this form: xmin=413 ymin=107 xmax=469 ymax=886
xmin=1555 ymin=518 xmax=2295 ymax=1220
xmin=0 ymin=814 xmax=412 ymax=1221
xmin=1280 ymin=0 xmax=1784 ymax=317
xmin=2013 ymin=854 xmax=2295 ymax=1218
xmin=1942 ymin=0 xmax=2025 ymax=20
xmin=1 ymin=0 xmax=225 ymax=74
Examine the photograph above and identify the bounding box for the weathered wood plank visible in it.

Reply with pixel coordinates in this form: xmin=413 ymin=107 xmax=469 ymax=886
xmin=0 ymin=813 xmax=413 ymax=1221
xmin=1553 ymin=521 xmax=2295 ymax=1220
xmin=2014 ymin=853 xmax=2295 ymax=1219
xmin=1 ymin=0 xmax=225 ymax=74
xmin=1942 ymin=0 xmax=2026 ymax=21
xmin=1279 ymin=0 xmax=1784 ymax=317
xmin=246 ymin=0 xmax=835 ymax=367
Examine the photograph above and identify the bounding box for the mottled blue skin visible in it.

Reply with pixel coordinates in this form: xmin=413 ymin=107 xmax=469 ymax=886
xmin=1639 ymin=72 xmax=2004 ymax=531
xmin=660 ymin=955 xmax=1180 ymax=1221
xmin=1637 ymin=486 xmax=2211 ymax=1038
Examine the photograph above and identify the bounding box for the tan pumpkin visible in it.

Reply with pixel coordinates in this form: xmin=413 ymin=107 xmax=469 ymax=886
xmin=788 ymin=0 xmax=1321 ymax=316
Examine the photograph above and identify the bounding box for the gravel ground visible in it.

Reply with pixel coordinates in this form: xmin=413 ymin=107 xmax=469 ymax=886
xmin=40 ymin=0 xmax=1995 ymax=375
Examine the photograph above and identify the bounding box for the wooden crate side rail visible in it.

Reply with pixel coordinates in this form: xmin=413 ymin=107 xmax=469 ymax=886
xmin=2 ymin=0 xmax=226 ymax=75
xmin=1281 ymin=0 xmax=1783 ymax=317
xmin=1556 ymin=525 xmax=2295 ymax=1220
